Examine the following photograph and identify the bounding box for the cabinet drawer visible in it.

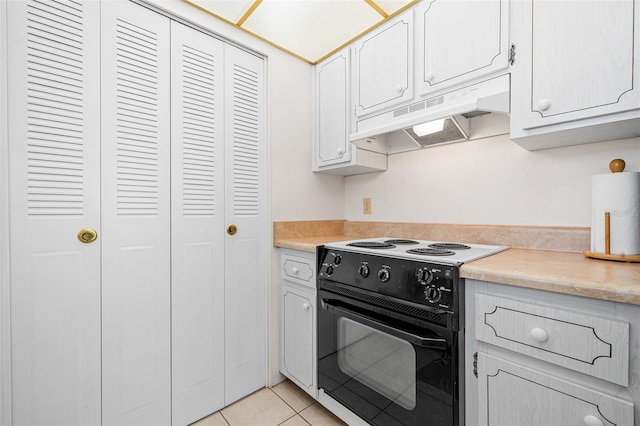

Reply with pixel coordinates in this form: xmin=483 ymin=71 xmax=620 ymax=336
xmin=281 ymin=253 xmax=316 ymax=288
xmin=476 ymin=293 xmax=629 ymax=386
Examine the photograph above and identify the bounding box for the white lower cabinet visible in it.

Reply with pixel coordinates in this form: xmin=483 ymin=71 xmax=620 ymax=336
xmin=478 ymin=353 xmax=634 ymax=426
xmin=466 ymin=280 xmax=638 ymax=426
xmin=279 ymin=250 xmax=317 ymax=398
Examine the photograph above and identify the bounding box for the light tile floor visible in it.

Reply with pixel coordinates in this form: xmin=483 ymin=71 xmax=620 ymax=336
xmin=192 ymin=380 xmax=348 ymax=426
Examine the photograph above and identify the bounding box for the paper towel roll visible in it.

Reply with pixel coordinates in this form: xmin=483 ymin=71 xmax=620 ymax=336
xmin=591 ymin=172 xmax=640 ymax=255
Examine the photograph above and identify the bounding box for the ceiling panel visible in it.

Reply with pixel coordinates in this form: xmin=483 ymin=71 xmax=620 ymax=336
xmin=376 ymin=0 xmax=417 ymax=14
xmin=187 ymin=0 xmax=256 ymax=23
xmin=244 ymin=0 xmax=383 ymax=62
xmin=184 ymin=0 xmax=417 ymax=63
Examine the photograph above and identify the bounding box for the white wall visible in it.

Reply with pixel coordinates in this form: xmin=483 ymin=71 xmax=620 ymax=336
xmin=146 ymin=0 xmax=345 ymax=222
xmin=345 ymin=135 xmax=640 ymax=227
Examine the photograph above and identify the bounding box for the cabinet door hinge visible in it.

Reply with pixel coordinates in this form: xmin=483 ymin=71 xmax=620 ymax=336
xmin=509 ymin=44 xmax=516 ymax=66
xmin=473 ymin=352 xmax=478 ymax=378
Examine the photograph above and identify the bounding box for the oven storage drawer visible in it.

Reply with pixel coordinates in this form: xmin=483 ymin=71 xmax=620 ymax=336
xmin=475 ymin=293 xmax=629 ymax=386
xmin=281 ymin=251 xmax=315 ymax=289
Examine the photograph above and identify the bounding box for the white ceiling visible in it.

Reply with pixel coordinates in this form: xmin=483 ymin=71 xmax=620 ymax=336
xmin=183 ymin=0 xmax=418 ymax=63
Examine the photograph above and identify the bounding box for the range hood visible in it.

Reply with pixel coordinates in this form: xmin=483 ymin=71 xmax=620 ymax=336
xmin=351 ymin=74 xmax=510 ymax=154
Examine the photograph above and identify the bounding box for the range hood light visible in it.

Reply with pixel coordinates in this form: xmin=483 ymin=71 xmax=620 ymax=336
xmin=403 ymin=115 xmax=470 ymax=148
xmin=412 ymin=119 xmax=445 ymax=136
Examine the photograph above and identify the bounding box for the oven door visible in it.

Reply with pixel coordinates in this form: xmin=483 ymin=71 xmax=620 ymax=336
xmin=318 ymin=288 xmax=460 ymax=426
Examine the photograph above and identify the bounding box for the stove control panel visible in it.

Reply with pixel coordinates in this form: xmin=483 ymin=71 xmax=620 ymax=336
xmin=317 ymin=247 xmax=459 ymax=313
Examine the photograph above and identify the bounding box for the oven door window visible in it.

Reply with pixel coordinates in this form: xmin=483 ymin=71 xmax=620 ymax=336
xmin=337 ymin=317 xmax=416 ymax=410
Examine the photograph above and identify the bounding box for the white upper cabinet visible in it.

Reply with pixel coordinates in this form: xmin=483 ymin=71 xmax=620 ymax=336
xmin=315 ymin=48 xmax=351 ymax=167
xmin=415 ymin=0 xmax=509 ymax=96
xmin=511 ymin=0 xmax=640 ymax=149
xmin=313 ymin=48 xmax=387 ymax=175
xmin=352 ymin=10 xmax=414 ymax=118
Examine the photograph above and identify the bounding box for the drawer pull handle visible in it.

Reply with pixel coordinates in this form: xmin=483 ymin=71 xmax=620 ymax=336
xmin=530 ymin=327 xmax=548 ymax=343
xmin=303 ymin=303 xmax=310 ymax=310
xmin=291 ymin=266 xmax=299 ymax=275
xmin=583 ymin=415 xmax=604 ymax=426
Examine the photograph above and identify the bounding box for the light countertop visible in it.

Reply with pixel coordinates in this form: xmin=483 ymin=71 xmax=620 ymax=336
xmin=274 ymin=236 xmax=640 ymax=306
xmin=460 ymin=248 xmax=640 ymax=305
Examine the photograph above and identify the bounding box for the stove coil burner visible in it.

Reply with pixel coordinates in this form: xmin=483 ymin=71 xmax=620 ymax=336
xmin=384 ymin=239 xmax=420 ymax=245
xmin=428 ymin=243 xmax=471 ymax=250
xmin=407 ymin=248 xmax=456 ymax=256
xmin=347 ymin=241 xmax=396 ymax=249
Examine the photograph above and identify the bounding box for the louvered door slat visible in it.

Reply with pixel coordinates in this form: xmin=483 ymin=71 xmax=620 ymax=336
xmin=230 ymin=62 xmax=260 ymax=217
xmin=25 ymin=0 xmax=87 ymax=218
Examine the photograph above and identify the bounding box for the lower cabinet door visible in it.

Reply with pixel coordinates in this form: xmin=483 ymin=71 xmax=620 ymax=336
xmin=281 ymin=283 xmax=316 ymax=396
xmin=477 ymin=353 xmax=634 ymax=426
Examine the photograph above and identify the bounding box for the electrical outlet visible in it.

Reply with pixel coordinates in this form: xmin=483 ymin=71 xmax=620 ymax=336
xmin=363 ymin=197 xmax=372 ymax=214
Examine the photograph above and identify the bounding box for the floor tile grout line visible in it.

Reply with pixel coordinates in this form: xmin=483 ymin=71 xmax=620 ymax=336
xmin=219 ymin=411 xmax=231 ymax=426
xmin=270 ymin=385 xmax=314 ymax=414
xmin=277 ymin=412 xmax=312 ymax=426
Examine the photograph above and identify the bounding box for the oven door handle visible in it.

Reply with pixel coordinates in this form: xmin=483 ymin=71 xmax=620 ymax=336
xmin=322 ymin=299 xmax=447 ymax=350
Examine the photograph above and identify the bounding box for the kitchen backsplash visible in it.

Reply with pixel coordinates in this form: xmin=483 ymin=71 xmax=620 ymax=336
xmin=274 ymin=220 xmax=590 ymax=253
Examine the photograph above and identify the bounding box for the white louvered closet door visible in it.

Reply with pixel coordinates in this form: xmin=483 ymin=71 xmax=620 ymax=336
xmin=170 ymin=21 xmax=226 ymax=425
xmin=6 ymin=1 xmax=102 ymax=425
xmin=223 ymin=44 xmax=267 ymax=405
xmin=100 ymin=2 xmax=171 ymax=425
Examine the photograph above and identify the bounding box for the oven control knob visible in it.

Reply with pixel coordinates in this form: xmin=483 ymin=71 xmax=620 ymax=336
xmin=425 ymin=286 xmax=441 ymax=303
xmin=325 ymin=265 xmax=334 ymax=276
xmin=357 ymin=264 xmax=370 ymax=278
xmin=417 ymin=268 xmax=433 ymax=284
xmin=378 ymin=269 xmax=390 ymax=283
xmin=333 ymin=254 xmax=342 ymax=265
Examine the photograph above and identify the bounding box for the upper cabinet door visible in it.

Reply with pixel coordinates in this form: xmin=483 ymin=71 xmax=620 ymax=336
xmin=520 ymin=0 xmax=640 ymax=129
xmin=352 ymin=11 xmax=413 ymax=117
xmin=7 ymin=1 xmax=102 ymax=424
xmin=416 ymin=0 xmax=509 ymax=96
xmin=314 ymin=48 xmax=351 ymax=168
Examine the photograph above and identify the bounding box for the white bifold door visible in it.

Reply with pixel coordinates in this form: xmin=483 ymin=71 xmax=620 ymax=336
xmin=170 ymin=20 xmax=267 ymax=424
xmin=8 ymin=0 xmax=172 ymax=424
xmin=6 ymin=1 xmax=266 ymax=425
xmin=7 ymin=1 xmax=102 ymax=424
xmin=100 ymin=2 xmax=172 ymax=425
xmin=170 ymin=21 xmax=226 ymax=424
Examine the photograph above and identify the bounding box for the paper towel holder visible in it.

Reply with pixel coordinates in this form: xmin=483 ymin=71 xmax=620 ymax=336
xmin=584 ymin=158 xmax=640 ymax=262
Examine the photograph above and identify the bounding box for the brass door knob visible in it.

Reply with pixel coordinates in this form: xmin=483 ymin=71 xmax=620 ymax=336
xmin=77 ymin=228 xmax=98 ymax=244
xmin=227 ymin=224 xmax=237 ymax=235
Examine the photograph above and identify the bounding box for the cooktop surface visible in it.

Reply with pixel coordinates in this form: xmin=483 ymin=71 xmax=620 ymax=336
xmin=323 ymin=237 xmax=509 ymax=265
